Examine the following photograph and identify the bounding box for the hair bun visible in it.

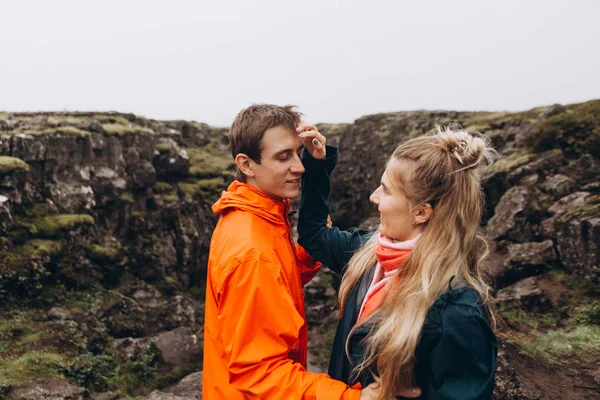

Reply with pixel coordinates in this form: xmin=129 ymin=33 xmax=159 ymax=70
xmin=437 ymin=126 xmax=496 ymax=171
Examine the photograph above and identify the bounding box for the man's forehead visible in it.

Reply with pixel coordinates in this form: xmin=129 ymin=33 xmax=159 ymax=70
xmin=261 ymin=127 xmax=303 ymax=153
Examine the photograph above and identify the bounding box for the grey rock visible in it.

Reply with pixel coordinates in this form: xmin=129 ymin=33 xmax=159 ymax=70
xmin=540 ymin=174 xmax=578 ymax=198
xmin=162 ymin=372 xmax=202 ymax=400
xmin=48 ymin=307 xmax=74 ymax=320
xmin=487 ymin=186 xmax=535 ymax=242
xmin=501 ymin=240 xmax=557 ymax=284
xmin=156 ymin=327 xmax=202 ymax=366
xmin=495 ymin=277 xmax=543 ymax=308
xmin=0 ymin=194 xmax=13 ymax=234
xmin=7 ymin=378 xmax=88 ymax=400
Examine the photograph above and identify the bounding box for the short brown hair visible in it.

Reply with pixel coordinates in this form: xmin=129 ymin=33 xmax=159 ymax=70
xmin=229 ymin=104 xmax=302 ymax=182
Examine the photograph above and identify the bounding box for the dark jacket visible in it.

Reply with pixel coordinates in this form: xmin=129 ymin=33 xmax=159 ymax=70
xmin=298 ymin=146 xmax=497 ymax=400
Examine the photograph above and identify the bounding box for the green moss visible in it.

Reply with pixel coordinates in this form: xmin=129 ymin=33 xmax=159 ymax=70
xmin=464 ymin=123 xmax=492 ymax=133
xmin=532 ymin=99 xmax=600 ymax=158
xmin=564 ymin=195 xmax=600 ymax=218
xmin=574 ymin=304 xmax=600 ymax=325
xmin=487 ymin=150 xmax=536 ymax=174
xmin=93 ymin=114 xmax=130 ymax=126
xmin=153 ymin=182 xmax=174 ymax=194
xmin=27 ymin=214 xmax=95 ymax=238
xmin=0 ymin=351 xmax=66 ymax=386
xmin=186 ymin=147 xmax=234 ymax=178
xmin=179 ymin=178 xmax=226 ymax=198
xmin=162 ymin=194 xmax=179 ymax=203
xmin=513 ymin=325 xmax=600 ymax=363
xmin=102 ymin=123 xmax=154 ymax=136
xmin=119 ymin=193 xmax=135 ymax=204
xmin=21 ymin=240 xmax=63 ymax=258
xmin=0 ymin=239 xmax=63 ymax=276
xmin=84 ymin=244 xmax=121 ymax=263
xmin=0 ymin=156 xmax=30 ymax=174
xmin=46 ymin=116 xmax=87 ymax=127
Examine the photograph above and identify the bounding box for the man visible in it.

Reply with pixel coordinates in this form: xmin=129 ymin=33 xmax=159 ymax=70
xmin=202 ymin=104 xmax=393 ymax=399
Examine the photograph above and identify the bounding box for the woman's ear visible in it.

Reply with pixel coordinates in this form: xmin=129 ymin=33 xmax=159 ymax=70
xmin=414 ymin=203 xmax=433 ymax=225
xmin=235 ymin=153 xmax=255 ymax=179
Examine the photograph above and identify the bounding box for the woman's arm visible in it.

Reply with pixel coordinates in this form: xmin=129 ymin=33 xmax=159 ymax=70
xmin=298 ymin=146 xmax=371 ymax=275
xmin=421 ymin=300 xmax=497 ymax=400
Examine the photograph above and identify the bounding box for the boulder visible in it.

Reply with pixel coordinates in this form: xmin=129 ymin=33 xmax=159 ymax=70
xmin=155 ymin=327 xmax=202 ymax=366
xmin=7 ymin=378 xmax=88 ymax=400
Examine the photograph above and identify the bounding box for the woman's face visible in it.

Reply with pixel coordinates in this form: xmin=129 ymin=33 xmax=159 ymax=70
xmin=369 ymin=158 xmax=421 ymax=241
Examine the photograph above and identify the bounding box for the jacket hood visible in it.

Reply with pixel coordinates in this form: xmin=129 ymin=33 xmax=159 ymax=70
xmin=212 ymin=180 xmax=290 ymax=225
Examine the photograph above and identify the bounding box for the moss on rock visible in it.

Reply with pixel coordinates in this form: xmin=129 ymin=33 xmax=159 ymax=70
xmin=186 ymin=147 xmax=234 ymax=178
xmin=0 ymin=156 xmax=30 ymax=174
xmin=84 ymin=244 xmax=121 ymax=263
xmin=564 ymin=195 xmax=600 ymax=219
xmin=532 ymin=99 xmax=600 ymax=158
xmin=152 ymin=182 xmax=174 ymax=194
xmin=102 ymin=123 xmax=155 ymax=136
xmin=488 ymin=150 xmax=536 ymax=174
xmin=26 ymin=214 xmax=95 ymax=238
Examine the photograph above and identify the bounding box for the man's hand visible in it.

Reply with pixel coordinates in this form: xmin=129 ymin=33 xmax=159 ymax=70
xmin=296 ymin=122 xmax=326 ymax=160
xmin=360 ymin=382 xmax=421 ymax=400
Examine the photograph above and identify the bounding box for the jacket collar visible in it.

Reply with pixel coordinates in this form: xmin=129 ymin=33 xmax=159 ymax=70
xmin=212 ymin=180 xmax=291 ymax=226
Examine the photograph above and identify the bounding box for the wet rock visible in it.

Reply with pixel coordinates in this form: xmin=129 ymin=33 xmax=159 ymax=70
xmin=156 ymin=327 xmax=202 ymax=366
xmin=495 ymin=277 xmax=543 ymax=309
xmin=160 ymin=295 xmax=204 ymax=332
xmin=92 ymin=392 xmax=119 ymax=400
xmin=162 ymin=372 xmax=202 ymax=400
xmin=486 ymin=186 xmax=536 ymax=242
xmin=48 ymin=307 xmax=75 ymax=320
xmin=46 ymin=182 xmax=96 ymax=213
xmin=101 ymin=291 xmax=148 ymax=338
xmin=498 ymin=240 xmax=557 ymax=285
xmin=540 ymin=174 xmax=578 ymax=198
xmin=0 ymin=194 xmax=13 ymax=233
xmin=92 ymin=167 xmax=128 ymax=204
xmin=129 ymin=159 xmax=157 ymax=189
xmin=141 ymin=391 xmax=191 ymax=400
xmin=112 ymin=336 xmax=158 ymax=363
xmin=7 ymin=378 xmax=88 ymax=400
xmin=153 ymin=138 xmax=190 ymax=178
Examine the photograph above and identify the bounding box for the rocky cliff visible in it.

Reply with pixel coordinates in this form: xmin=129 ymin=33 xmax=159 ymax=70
xmin=0 ymin=101 xmax=599 ymax=399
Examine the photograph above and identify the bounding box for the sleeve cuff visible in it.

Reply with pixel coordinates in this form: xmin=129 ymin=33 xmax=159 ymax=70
xmin=302 ymin=145 xmax=339 ymax=170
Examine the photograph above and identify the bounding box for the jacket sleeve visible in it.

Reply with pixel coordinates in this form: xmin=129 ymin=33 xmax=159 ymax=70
xmin=217 ymin=249 xmax=361 ymax=400
xmin=295 ymin=243 xmax=323 ymax=286
xmin=423 ymin=303 xmax=497 ymax=400
xmin=298 ymin=146 xmax=371 ymax=275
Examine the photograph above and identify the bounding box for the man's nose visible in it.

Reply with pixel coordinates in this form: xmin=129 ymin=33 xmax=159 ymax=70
xmin=290 ymin=154 xmax=305 ymax=174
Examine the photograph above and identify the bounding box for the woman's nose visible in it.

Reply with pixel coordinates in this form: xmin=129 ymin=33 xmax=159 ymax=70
xmin=370 ymin=187 xmax=379 ymax=204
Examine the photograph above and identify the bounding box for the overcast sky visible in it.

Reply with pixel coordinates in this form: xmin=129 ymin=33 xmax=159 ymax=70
xmin=1 ymin=0 xmax=598 ymax=126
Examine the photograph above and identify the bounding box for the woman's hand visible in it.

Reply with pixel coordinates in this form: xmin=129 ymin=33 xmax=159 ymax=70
xmin=296 ymin=122 xmax=326 ymax=160
xmin=360 ymin=382 xmax=421 ymax=400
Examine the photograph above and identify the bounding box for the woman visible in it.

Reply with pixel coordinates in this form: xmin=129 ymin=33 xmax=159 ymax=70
xmin=297 ymin=125 xmax=498 ymax=399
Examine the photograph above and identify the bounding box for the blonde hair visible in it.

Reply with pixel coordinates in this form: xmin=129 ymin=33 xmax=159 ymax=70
xmin=338 ymin=126 xmax=497 ymax=397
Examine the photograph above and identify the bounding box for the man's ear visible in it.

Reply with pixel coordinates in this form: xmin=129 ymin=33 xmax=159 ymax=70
xmin=235 ymin=153 xmax=255 ymax=179
xmin=414 ymin=203 xmax=433 ymax=225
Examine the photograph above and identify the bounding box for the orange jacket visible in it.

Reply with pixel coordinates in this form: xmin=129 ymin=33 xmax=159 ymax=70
xmin=202 ymin=181 xmax=361 ymax=400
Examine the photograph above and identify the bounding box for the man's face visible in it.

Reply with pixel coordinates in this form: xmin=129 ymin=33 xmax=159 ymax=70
xmin=251 ymin=125 xmax=305 ymax=200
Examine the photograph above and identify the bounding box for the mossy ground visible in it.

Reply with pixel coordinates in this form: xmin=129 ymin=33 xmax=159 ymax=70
xmin=23 ymin=214 xmax=95 ymax=238
xmin=497 ymin=270 xmax=600 ymax=365
xmin=0 ymin=156 xmax=30 ymax=174
xmin=532 ymin=99 xmax=600 ymax=158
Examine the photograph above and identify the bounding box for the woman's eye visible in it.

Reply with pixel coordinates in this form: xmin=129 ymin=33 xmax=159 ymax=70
xmin=279 ymin=154 xmax=290 ymax=161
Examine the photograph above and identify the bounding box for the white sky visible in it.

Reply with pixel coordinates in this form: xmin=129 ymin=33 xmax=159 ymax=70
xmin=1 ymin=0 xmax=599 ymax=126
